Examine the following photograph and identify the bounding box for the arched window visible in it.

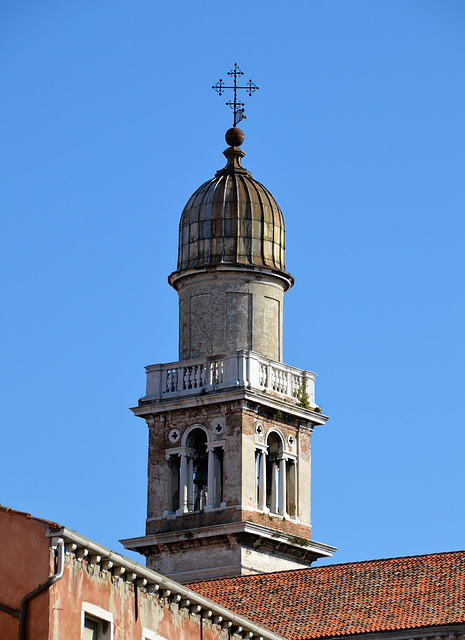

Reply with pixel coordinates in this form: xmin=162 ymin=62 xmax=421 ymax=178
xmin=266 ymin=432 xmax=284 ymax=514
xmin=167 ymin=426 xmax=224 ymax=515
xmin=187 ymin=429 xmax=208 ymax=511
xmin=256 ymin=430 xmax=297 ymax=518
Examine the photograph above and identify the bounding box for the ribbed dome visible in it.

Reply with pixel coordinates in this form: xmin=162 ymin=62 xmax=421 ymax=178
xmin=176 ymin=142 xmax=288 ymax=275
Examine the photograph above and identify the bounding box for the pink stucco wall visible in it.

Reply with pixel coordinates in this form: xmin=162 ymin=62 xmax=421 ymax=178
xmin=50 ymin=552 xmax=224 ymax=640
xmin=0 ymin=509 xmax=52 ymax=640
xmin=0 ymin=508 xmax=227 ymax=640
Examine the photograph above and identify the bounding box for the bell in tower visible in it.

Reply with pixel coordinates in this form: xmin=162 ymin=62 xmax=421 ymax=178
xmin=121 ymin=66 xmax=335 ymax=583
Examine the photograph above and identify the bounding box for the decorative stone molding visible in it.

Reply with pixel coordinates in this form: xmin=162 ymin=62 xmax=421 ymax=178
xmin=181 ymin=423 xmax=209 ymax=445
xmin=168 ymin=428 xmax=180 ymax=443
xmin=48 ymin=526 xmax=285 ymax=640
xmin=211 ymin=419 xmax=225 ymax=435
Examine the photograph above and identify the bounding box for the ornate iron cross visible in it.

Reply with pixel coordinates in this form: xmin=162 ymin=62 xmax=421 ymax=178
xmin=212 ymin=63 xmax=259 ymax=127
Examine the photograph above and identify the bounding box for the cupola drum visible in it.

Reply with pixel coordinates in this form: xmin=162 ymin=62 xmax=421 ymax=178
xmin=168 ymin=129 xmax=294 ymax=362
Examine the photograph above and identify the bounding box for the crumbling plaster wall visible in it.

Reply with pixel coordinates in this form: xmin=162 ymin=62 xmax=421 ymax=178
xmin=49 ymin=555 xmax=229 ymax=640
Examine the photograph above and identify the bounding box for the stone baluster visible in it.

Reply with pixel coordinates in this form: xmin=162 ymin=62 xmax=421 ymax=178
xmin=183 ymin=366 xmax=189 ymax=390
xmin=266 ymin=363 xmax=272 ymax=391
xmin=286 ymin=370 xmax=292 ymax=397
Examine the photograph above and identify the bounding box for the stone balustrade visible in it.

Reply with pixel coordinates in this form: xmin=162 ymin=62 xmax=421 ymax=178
xmin=143 ymin=351 xmax=316 ymax=407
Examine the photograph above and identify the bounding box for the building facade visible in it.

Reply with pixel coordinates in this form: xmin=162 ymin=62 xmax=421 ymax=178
xmin=0 ymin=506 xmax=283 ymax=640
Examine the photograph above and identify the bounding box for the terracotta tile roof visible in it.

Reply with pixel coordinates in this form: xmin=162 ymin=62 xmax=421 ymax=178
xmin=187 ymin=551 xmax=465 ymax=640
xmin=0 ymin=504 xmax=61 ymax=529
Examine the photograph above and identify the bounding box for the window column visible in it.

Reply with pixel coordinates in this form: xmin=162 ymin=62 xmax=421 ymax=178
xmin=289 ymin=459 xmax=298 ymax=519
xmin=258 ymin=448 xmax=267 ymax=511
xmin=187 ymin=456 xmax=194 ymax=511
xmin=206 ymin=446 xmax=216 ymax=510
xmin=278 ymin=456 xmax=288 ymax=516
xmin=271 ymin=460 xmax=279 ymax=513
xmin=205 ymin=443 xmax=225 ymax=510
xmin=177 ymin=452 xmax=188 ymax=514
xmin=165 ymin=454 xmax=175 ymax=514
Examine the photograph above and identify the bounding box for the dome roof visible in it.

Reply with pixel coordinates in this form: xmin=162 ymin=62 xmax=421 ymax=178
xmin=174 ymin=133 xmax=291 ymax=280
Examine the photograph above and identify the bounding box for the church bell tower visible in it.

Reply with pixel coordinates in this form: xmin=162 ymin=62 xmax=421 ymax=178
xmin=121 ymin=70 xmax=335 ymax=583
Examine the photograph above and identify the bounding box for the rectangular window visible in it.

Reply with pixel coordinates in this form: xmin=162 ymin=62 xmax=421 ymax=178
xmin=82 ymin=603 xmax=114 ymax=640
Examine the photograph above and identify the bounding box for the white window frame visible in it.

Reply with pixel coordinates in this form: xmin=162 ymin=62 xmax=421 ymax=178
xmin=81 ymin=602 xmax=114 ymax=640
xmin=143 ymin=629 xmax=169 ymax=640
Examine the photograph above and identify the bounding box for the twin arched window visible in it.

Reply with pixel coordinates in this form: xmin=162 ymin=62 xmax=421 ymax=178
xmin=256 ymin=431 xmax=297 ymax=518
xmin=166 ymin=427 xmax=224 ymax=515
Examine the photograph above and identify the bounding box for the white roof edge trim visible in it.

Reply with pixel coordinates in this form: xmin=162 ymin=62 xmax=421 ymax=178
xmin=47 ymin=526 xmax=286 ymax=640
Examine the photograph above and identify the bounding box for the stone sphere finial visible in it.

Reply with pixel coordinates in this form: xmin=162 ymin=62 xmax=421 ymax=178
xmin=225 ymin=127 xmax=245 ymax=147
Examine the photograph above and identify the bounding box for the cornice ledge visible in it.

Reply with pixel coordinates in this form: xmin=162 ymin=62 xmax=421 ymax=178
xmin=120 ymin=521 xmax=336 ymax=558
xmin=131 ymin=389 xmax=328 ymax=425
xmin=47 ymin=526 xmax=285 ymax=640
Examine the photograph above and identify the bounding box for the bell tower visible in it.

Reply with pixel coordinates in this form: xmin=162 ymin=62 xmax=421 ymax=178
xmin=121 ymin=73 xmax=335 ymax=582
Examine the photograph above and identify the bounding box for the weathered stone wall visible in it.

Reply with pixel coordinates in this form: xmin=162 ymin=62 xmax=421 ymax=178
xmin=139 ymin=394 xmax=322 ymax=581
xmin=147 ymin=531 xmax=316 ymax=582
xmin=147 ymin=537 xmax=244 ymax=579
xmin=240 ymin=545 xmax=313 ymax=575
xmin=176 ymin=270 xmax=286 ymax=362
xmin=146 ymin=398 xmax=313 ymax=534
xmin=147 ymin=506 xmax=313 ymax=538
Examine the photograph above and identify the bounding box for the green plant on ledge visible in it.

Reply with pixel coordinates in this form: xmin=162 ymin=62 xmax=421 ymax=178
xmin=297 ymin=379 xmax=310 ymax=409
xmin=287 ymin=534 xmax=311 ymax=547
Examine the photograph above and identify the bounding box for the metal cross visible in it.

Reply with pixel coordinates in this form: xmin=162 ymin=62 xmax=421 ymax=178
xmin=212 ymin=63 xmax=259 ymax=127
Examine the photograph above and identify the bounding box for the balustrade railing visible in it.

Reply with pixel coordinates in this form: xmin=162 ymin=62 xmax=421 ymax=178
xmin=144 ymin=351 xmax=315 ymax=407
xmin=164 ymin=361 xmax=223 ymax=394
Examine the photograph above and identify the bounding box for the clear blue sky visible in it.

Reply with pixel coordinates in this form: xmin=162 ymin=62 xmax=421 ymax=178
xmin=1 ymin=0 xmax=464 ymax=566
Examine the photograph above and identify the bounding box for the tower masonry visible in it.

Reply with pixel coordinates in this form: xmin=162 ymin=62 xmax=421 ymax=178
xmin=121 ymin=127 xmax=336 ymax=583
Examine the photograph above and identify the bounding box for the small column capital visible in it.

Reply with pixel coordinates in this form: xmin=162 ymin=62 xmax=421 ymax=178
xmin=277 ymin=452 xmax=297 ymax=462
xmin=166 ymin=445 xmax=195 ymax=458
xmin=206 ymin=440 xmax=225 ymax=452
